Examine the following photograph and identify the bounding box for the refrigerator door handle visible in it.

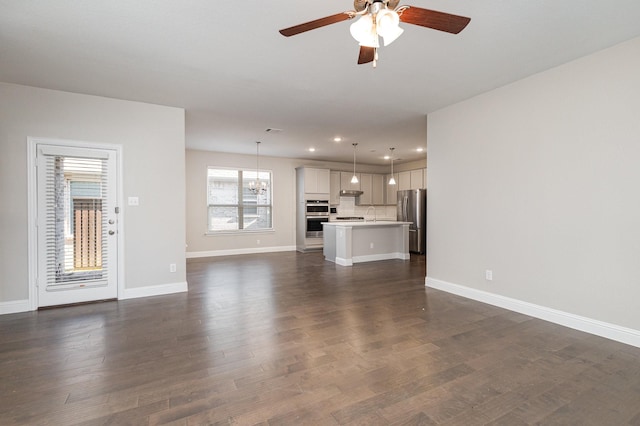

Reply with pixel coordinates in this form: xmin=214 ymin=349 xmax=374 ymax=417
xmin=403 ymin=196 xmax=408 ymax=221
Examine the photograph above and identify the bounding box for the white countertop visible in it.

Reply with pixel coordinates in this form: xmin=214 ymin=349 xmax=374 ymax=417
xmin=323 ymin=221 xmax=411 ymax=227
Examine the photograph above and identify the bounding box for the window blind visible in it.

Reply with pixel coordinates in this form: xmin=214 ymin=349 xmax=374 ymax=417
xmin=41 ymin=154 xmax=110 ymax=289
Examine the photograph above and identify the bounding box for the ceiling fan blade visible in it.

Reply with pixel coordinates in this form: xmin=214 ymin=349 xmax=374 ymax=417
xmin=399 ymin=7 xmax=471 ymax=34
xmin=279 ymin=12 xmax=353 ymax=37
xmin=357 ymin=46 xmax=375 ymax=64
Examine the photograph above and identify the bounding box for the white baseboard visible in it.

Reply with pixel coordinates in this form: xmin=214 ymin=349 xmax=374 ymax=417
xmin=186 ymin=245 xmax=296 ymax=259
xmin=0 ymin=299 xmax=32 ymax=315
xmin=426 ymin=277 xmax=640 ymax=349
xmin=335 ymin=257 xmax=352 ymax=266
xmin=352 ymin=252 xmax=410 ymax=263
xmin=121 ymin=281 xmax=188 ymax=300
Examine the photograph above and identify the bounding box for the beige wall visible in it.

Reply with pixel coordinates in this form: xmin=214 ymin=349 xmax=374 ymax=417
xmin=186 ymin=150 xmax=297 ymax=254
xmin=0 ymin=83 xmax=186 ymax=308
xmin=186 ymin=150 xmax=398 ymax=255
xmin=426 ymin=36 xmax=640 ymax=331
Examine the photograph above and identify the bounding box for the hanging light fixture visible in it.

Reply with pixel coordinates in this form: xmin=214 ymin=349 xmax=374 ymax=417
xmin=388 ymin=147 xmax=396 ymax=185
xmin=349 ymin=2 xmax=404 ymax=50
xmin=248 ymin=141 xmax=267 ymax=194
xmin=351 ymin=143 xmax=359 ymax=184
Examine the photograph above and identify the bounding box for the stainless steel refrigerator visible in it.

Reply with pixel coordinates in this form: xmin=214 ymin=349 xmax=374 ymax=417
xmin=397 ymin=189 xmax=427 ymax=254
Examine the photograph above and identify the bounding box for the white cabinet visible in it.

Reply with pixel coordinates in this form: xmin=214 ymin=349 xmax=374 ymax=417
xmin=386 ymin=173 xmax=399 ymax=205
xmin=359 ymin=173 xmax=372 ymax=205
xmin=410 ymin=169 xmax=423 ymax=189
xmin=398 ymin=171 xmax=411 ymax=191
xmin=317 ymin=168 xmax=330 ymax=193
xmin=303 ymin=167 xmax=330 ymax=194
xmin=330 ymin=171 xmax=341 ymax=205
xmin=340 ymin=172 xmax=361 ymax=191
xmin=372 ymin=174 xmax=385 ymax=205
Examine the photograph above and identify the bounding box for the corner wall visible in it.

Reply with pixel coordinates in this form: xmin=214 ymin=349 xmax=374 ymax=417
xmin=426 ymin=37 xmax=640 ymax=341
xmin=0 ymin=83 xmax=186 ymax=312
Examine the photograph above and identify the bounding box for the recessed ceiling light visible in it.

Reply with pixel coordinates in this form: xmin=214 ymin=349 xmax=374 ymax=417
xmin=309 ymin=147 xmax=316 ymax=152
xmin=333 ymin=137 xmax=342 ymax=142
xmin=383 ymin=155 xmax=390 ymax=160
xmin=416 ymin=147 xmax=424 ymax=152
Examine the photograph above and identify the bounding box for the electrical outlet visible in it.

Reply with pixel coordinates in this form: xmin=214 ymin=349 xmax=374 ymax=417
xmin=370 ymin=242 xmax=374 ymax=249
xmin=127 ymin=196 xmax=139 ymax=206
xmin=485 ymin=270 xmax=493 ymax=281
xmin=170 ymin=263 xmax=177 ymax=273
xmin=256 ymin=239 xmax=260 ymax=245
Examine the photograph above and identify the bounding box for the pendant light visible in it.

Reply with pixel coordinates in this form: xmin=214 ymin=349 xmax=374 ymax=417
xmin=388 ymin=147 xmax=396 ymax=185
xmin=248 ymin=141 xmax=267 ymax=194
xmin=351 ymin=143 xmax=359 ymax=184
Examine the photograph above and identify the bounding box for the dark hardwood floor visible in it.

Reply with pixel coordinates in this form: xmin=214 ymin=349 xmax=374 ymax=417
xmin=2 ymin=251 xmax=640 ymax=425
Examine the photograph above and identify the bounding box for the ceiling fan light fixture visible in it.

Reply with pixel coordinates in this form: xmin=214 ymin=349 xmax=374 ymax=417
xmin=376 ymin=8 xmax=403 ymax=46
xmin=381 ymin=24 xmax=404 ymax=46
xmin=350 ymin=14 xmax=379 ymax=48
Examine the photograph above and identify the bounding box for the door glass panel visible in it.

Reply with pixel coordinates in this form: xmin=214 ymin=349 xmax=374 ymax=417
xmin=42 ymin=155 xmax=108 ymax=287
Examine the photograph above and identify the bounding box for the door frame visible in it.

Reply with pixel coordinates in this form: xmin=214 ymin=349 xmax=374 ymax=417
xmin=27 ymin=137 xmax=124 ymax=310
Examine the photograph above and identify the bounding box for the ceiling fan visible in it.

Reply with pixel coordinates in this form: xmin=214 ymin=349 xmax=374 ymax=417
xmin=279 ymin=0 xmax=470 ymax=67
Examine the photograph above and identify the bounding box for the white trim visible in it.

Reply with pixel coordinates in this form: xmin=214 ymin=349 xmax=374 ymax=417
xmin=0 ymin=300 xmax=31 ymax=315
xmin=426 ymin=277 xmax=640 ymax=349
xmin=27 ymin=139 xmax=38 ymax=311
xmin=335 ymin=257 xmax=352 ymax=266
xmin=352 ymin=252 xmax=410 ymax=263
xmin=186 ymin=245 xmax=296 ymax=259
xmin=121 ymin=281 xmax=188 ymax=300
xmin=27 ymin=137 xmax=124 ymax=310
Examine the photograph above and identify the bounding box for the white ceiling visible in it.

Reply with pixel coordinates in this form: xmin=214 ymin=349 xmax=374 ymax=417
xmin=2 ymin=1 xmax=640 ymax=165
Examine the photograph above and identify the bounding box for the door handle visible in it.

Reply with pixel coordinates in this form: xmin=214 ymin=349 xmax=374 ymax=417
xmin=108 ymin=230 xmax=115 ymax=235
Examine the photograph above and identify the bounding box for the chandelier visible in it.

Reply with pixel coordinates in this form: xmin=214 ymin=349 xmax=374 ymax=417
xmin=248 ymin=141 xmax=267 ymax=194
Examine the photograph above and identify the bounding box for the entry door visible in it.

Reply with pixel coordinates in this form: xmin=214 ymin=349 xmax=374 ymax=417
xmin=36 ymin=144 xmax=118 ymax=307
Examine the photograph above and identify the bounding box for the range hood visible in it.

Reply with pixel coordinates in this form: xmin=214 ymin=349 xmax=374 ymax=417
xmin=339 ymin=189 xmax=363 ymax=197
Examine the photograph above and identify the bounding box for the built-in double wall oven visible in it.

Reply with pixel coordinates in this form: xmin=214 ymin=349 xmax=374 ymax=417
xmin=305 ymin=199 xmax=329 ymax=237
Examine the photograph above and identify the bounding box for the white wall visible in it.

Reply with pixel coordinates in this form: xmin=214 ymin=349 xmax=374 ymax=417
xmin=0 ymin=83 xmax=186 ymax=311
xmin=426 ymin=36 xmax=640 ymax=337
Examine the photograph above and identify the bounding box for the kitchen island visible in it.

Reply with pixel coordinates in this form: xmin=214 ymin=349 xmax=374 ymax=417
xmin=322 ymin=221 xmax=411 ymax=266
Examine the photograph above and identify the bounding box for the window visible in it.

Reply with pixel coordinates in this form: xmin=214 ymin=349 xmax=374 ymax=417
xmin=207 ymin=168 xmax=272 ymax=232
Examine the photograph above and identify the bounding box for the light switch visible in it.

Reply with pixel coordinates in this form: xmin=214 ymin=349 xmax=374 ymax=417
xmin=128 ymin=196 xmax=139 ymax=206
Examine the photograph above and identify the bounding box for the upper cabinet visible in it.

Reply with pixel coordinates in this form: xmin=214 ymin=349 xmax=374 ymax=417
xmin=386 ymin=173 xmax=399 ymax=205
xmin=359 ymin=173 xmax=384 ymax=205
xmin=359 ymin=173 xmax=372 ymax=205
xmin=302 ymin=167 xmax=330 ymax=194
xmin=340 ymin=172 xmax=361 ymax=191
xmin=371 ymin=174 xmax=385 ymax=205
xmin=398 ymin=169 xmax=424 ymax=191
xmin=330 ymin=171 xmax=341 ymax=205
xmin=410 ymin=169 xmax=424 ymax=190
xmin=398 ymin=171 xmax=411 ymax=191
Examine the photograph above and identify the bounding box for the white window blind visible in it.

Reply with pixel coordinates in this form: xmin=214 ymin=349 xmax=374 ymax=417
xmin=41 ymin=153 xmax=110 ymax=289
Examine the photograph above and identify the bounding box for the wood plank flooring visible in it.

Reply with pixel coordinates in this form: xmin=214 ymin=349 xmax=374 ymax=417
xmin=2 ymin=251 xmax=640 ymax=425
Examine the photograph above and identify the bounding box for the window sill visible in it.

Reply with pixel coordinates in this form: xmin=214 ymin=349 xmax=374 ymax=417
xmin=205 ymin=229 xmax=275 ymax=237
